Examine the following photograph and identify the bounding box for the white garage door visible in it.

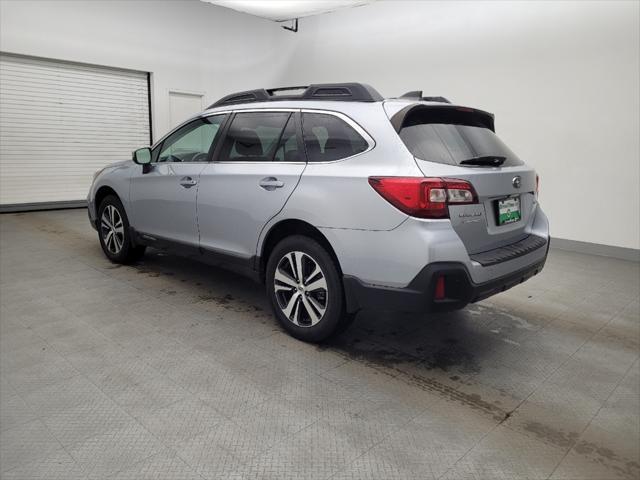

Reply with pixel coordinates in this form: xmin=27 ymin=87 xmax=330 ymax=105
xmin=0 ymin=53 xmax=150 ymax=209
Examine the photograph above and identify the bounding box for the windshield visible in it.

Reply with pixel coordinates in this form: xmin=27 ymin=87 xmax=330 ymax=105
xmin=398 ymin=108 xmax=524 ymax=167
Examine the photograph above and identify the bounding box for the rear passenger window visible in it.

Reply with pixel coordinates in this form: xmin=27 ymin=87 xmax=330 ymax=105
xmin=302 ymin=113 xmax=368 ymax=162
xmin=218 ymin=112 xmax=291 ymax=162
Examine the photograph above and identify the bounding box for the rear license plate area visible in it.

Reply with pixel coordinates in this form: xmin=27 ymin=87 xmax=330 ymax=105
xmin=496 ymin=196 xmax=521 ymax=225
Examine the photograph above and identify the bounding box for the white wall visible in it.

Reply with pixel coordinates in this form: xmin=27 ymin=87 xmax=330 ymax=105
xmin=0 ymin=0 xmax=295 ymax=140
xmin=1 ymin=0 xmax=638 ymax=250
xmin=280 ymin=1 xmax=640 ymax=250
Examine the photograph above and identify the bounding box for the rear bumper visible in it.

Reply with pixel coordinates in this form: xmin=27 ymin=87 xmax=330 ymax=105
xmin=343 ymin=239 xmax=548 ymax=313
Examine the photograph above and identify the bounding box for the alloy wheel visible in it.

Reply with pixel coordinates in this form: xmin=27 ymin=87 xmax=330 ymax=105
xmin=274 ymin=251 xmax=328 ymax=327
xmin=100 ymin=205 xmax=125 ymax=254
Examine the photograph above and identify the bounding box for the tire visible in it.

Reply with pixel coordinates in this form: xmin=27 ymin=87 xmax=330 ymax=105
xmin=97 ymin=195 xmax=145 ymax=264
xmin=266 ymin=235 xmax=348 ymax=342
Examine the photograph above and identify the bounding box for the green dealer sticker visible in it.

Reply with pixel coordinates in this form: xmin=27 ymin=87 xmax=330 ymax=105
xmin=498 ymin=197 xmax=521 ymax=225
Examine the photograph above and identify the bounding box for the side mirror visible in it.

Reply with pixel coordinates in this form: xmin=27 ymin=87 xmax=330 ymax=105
xmin=132 ymin=147 xmax=152 ymax=165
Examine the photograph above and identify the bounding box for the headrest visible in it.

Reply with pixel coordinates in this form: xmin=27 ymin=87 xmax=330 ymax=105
xmin=235 ymin=129 xmax=263 ymax=156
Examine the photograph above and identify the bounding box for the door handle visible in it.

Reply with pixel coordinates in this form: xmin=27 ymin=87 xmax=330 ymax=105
xmin=179 ymin=176 xmax=197 ymax=188
xmin=259 ymin=177 xmax=284 ymax=191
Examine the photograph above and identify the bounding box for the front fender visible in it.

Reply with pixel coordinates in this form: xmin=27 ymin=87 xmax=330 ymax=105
xmin=88 ymin=161 xmax=136 ymax=226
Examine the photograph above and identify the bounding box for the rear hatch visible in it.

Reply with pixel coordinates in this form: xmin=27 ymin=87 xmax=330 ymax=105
xmin=393 ymin=104 xmax=538 ymax=255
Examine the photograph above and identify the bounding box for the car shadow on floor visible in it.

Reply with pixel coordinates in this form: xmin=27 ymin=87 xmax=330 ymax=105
xmin=131 ymin=249 xmax=517 ymax=382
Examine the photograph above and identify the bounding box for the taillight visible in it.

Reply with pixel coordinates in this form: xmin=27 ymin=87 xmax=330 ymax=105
xmin=368 ymin=177 xmax=477 ymax=219
xmin=536 ymin=174 xmax=540 ymax=197
xmin=434 ymin=275 xmax=446 ymax=300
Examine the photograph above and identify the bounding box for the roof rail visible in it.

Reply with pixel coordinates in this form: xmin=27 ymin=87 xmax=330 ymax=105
xmin=208 ymin=83 xmax=383 ymax=108
xmin=399 ymin=91 xmax=451 ymax=104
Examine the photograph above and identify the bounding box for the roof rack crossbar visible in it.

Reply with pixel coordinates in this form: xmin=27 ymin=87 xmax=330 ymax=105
xmin=208 ymin=83 xmax=383 ymax=108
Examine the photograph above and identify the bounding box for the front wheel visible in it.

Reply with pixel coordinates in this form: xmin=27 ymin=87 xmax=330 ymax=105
xmin=97 ymin=195 xmax=145 ymax=264
xmin=266 ymin=235 xmax=348 ymax=342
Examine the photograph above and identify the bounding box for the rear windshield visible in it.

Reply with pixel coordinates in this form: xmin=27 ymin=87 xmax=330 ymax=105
xmin=398 ymin=108 xmax=523 ymax=167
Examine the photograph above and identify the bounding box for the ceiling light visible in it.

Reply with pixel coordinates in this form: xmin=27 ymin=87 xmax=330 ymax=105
xmin=201 ymin=0 xmax=373 ymax=22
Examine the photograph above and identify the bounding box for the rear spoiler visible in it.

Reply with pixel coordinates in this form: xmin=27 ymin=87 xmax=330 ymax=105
xmin=399 ymin=91 xmax=451 ymax=104
xmin=390 ymin=104 xmax=496 ymax=132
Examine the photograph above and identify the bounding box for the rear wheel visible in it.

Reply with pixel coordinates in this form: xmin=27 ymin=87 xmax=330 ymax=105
xmin=266 ymin=235 xmax=347 ymax=342
xmin=97 ymin=195 xmax=145 ymax=264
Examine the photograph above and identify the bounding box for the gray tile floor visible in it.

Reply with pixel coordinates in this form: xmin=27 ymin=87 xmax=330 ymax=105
xmin=0 ymin=209 xmax=638 ymax=480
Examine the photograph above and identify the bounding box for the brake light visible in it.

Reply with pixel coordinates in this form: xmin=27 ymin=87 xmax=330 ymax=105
xmin=368 ymin=177 xmax=477 ymax=219
xmin=434 ymin=275 xmax=446 ymax=300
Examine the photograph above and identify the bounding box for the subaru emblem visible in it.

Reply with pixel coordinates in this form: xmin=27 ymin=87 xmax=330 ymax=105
xmin=512 ymin=176 xmax=522 ymax=189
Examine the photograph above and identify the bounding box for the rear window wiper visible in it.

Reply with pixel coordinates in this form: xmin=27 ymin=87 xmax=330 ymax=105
xmin=459 ymin=155 xmax=506 ymax=166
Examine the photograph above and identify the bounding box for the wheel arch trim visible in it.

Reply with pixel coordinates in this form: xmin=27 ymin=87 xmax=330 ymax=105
xmin=256 ymin=218 xmax=343 ymax=283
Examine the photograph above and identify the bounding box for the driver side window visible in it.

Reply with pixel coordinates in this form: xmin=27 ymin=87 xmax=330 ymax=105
xmin=155 ymin=115 xmax=226 ymax=163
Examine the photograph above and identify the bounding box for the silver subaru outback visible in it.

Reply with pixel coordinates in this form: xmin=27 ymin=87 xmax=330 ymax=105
xmin=88 ymin=83 xmax=549 ymax=342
